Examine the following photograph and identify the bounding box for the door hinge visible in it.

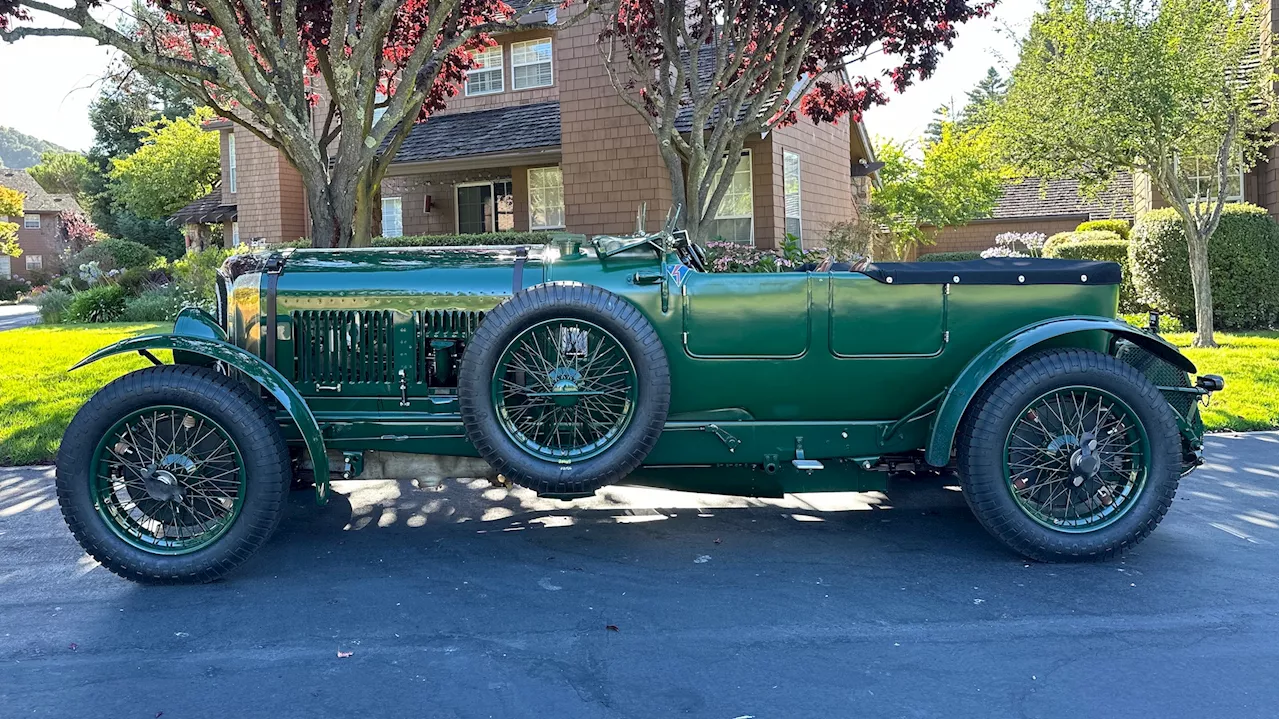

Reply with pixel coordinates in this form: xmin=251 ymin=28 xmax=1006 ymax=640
xmin=943 ymin=330 xmax=950 ymax=343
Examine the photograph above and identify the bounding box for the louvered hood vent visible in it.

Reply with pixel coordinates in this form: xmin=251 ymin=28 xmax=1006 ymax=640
xmin=293 ymin=310 xmax=395 ymax=384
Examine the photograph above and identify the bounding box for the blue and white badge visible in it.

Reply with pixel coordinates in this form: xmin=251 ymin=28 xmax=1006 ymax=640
xmin=666 ymin=262 xmax=690 ymax=286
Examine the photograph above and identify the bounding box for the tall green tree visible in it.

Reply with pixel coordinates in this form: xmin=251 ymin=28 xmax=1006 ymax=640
xmin=109 ymin=107 xmax=221 ymax=220
xmin=28 ymin=151 xmax=91 ymax=197
xmin=0 ymin=185 xmax=23 ymax=257
xmin=994 ymin=0 xmax=1276 ymax=347
xmin=959 ymin=67 xmax=1008 ymax=130
xmin=82 ymin=82 xmax=192 ymax=258
xmin=872 ymin=123 xmax=1008 ymax=257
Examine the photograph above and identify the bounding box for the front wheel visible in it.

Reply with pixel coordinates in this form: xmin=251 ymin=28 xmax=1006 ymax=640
xmin=956 ymin=348 xmax=1181 ymax=561
xmin=56 ymin=365 xmax=291 ymax=583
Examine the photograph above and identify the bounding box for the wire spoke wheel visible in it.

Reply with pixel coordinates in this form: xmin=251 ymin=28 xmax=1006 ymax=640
xmin=491 ymin=318 xmax=638 ymax=462
xmin=1004 ymin=386 xmax=1150 ymax=532
xmin=91 ymin=406 xmax=246 ymax=554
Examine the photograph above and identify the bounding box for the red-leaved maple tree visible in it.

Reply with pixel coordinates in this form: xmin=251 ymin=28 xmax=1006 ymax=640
xmin=600 ymin=0 xmax=992 ymax=243
xmin=1 ymin=0 xmax=564 ymax=247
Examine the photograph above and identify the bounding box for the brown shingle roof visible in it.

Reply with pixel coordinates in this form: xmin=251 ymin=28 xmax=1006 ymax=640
xmin=990 ymin=174 xmax=1134 ymax=221
xmin=0 ymin=168 xmax=83 ymax=214
xmin=170 ymin=187 xmax=237 ymax=225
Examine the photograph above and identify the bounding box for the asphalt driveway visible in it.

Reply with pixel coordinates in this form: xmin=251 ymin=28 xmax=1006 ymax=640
xmin=1 ymin=433 xmax=1276 ymax=718
xmin=0 ymin=303 xmax=39 ymax=332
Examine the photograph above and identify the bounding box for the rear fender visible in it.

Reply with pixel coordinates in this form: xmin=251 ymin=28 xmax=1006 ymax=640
xmin=924 ymin=316 xmax=1196 ymax=467
xmin=70 ymin=319 xmax=330 ymax=504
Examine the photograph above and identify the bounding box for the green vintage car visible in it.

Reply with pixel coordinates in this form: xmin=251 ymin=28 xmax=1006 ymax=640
xmin=57 ymin=220 xmax=1221 ymax=582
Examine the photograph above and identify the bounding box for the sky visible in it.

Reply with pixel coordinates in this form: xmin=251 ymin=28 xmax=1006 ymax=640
xmin=0 ymin=2 xmax=1039 ymax=153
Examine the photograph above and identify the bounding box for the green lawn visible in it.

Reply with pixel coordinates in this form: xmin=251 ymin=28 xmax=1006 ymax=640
xmin=0 ymin=323 xmax=170 ymax=466
xmin=0 ymin=323 xmax=1274 ymax=466
xmin=1166 ymin=330 xmax=1279 ymax=432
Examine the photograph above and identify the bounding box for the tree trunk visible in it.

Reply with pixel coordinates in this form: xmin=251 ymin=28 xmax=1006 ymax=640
xmin=351 ymin=174 xmax=377 ymax=248
xmin=1185 ymin=228 xmax=1217 ymax=348
xmin=305 ymin=180 xmax=355 ymax=249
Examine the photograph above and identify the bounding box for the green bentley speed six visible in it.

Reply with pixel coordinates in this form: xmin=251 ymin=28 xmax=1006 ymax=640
xmin=56 ymin=225 xmax=1221 ymax=582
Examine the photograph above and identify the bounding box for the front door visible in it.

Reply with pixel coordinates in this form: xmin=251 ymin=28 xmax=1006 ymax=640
xmin=457 ymin=180 xmax=514 ymax=233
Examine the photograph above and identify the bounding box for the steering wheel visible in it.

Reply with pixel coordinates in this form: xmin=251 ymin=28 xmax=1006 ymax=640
xmin=673 ymin=233 xmax=706 ymax=273
xmin=689 ymin=241 xmax=707 ymax=272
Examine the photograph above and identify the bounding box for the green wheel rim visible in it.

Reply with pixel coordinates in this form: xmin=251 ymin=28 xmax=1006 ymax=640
xmin=491 ymin=318 xmax=638 ymax=462
xmin=1002 ymin=386 xmax=1150 ymax=533
xmin=91 ymin=406 xmax=246 ymax=554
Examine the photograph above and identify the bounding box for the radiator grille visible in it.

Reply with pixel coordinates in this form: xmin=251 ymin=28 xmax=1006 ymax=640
xmin=1115 ymin=340 xmax=1197 ymax=420
xmin=293 ymin=310 xmax=394 ymax=384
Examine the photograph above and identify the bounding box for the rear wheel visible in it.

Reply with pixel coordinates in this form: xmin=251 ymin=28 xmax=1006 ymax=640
xmin=459 ymin=283 xmax=670 ymax=497
xmin=56 ymin=365 xmax=291 ymax=583
xmin=956 ymin=348 xmax=1180 ymax=561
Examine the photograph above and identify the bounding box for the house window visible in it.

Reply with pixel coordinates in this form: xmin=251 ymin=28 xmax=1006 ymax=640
xmin=25 ymin=254 xmax=42 ymax=270
xmin=381 ymin=197 xmax=404 ymax=238
xmin=227 ymin=133 xmax=237 ymax=193
xmin=528 ymin=167 xmax=565 ymax=230
xmin=231 ymin=221 xmax=240 ymax=247
xmin=466 ymin=45 xmax=504 ymax=96
xmin=0 ymin=255 xmax=9 ymax=279
xmin=512 ymin=38 xmax=553 ymax=90
xmin=23 ymin=214 xmax=39 ymax=229
xmin=1182 ymin=154 xmax=1244 ymax=203
xmin=783 ymin=150 xmax=802 ymax=243
xmin=708 ymin=150 xmax=753 ymax=244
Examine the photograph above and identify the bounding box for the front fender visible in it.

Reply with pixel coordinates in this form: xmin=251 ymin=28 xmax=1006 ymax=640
xmin=924 ymin=316 xmax=1196 ymax=467
xmin=71 ymin=332 xmax=331 ymax=504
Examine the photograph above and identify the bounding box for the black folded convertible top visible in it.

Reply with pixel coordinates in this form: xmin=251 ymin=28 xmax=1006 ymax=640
xmin=858 ymin=258 xmax=1122 ymax=286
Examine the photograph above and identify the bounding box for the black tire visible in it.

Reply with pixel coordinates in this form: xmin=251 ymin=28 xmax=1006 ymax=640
xmin=56 ymin=365 xmax=291 ymax=583
xmin=458 ymin=282 xmax=670 ymax=497
xmin=956 ymin=348 xmax=1181 ymax=562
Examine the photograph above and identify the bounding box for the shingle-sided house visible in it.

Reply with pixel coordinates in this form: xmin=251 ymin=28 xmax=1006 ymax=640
xmin=0 ymin=168 xmax=83 ymax=280
xmin=923 ymin=174 xmax=1136 ymax=255
xmin=174 ymin=10 xmax=879 ymax=249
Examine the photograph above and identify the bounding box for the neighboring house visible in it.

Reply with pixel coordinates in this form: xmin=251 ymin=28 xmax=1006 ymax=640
xmin=0 ymin=168 xmax=82 ymax=280
xmin=173 ymin=11 xmax=879 ymax=249
xmin=923 ymin=174 xmax=1135 ymax=256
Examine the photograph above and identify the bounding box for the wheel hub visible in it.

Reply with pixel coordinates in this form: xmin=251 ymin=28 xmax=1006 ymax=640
xmin=548 ymin=368 xmax=583 ymax=407
xmin=141 ymin=467 xmax=184 ymax=503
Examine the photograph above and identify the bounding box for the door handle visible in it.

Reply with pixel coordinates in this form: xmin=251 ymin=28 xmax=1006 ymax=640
xmin=632 ymin=271 xmax=664 ymax=285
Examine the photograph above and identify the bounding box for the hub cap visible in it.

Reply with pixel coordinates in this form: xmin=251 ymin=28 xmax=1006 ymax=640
xmin=92 ymin=407 xmax=245 ymax=554
xmin=1003 ymin=387 xmax=1149 ymax=532
xmin=492 ymin=319 xmax=637 ymax=461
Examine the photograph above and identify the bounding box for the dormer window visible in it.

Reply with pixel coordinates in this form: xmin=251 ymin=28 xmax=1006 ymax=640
xmin=466 ymin=46 xmax=505 ymax=96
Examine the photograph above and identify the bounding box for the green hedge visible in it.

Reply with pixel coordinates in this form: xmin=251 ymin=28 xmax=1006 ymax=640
xmin=1076 ymin=219 xmax=1131 ymax=241
xmin=1130 ymin=204 xmax=1279 ymax=331
xmin=69 ymin=238 xmax=157 ymax=271
xmin=371 ymin=232 xmax=556 ymax=248
xmin=1044 ymin=237 xmax=1141 ymax=312
xmin=1043 ymin=230 xmax=1122 ymax=258
xmin=916 ymin=251 xmax=982 ymax=262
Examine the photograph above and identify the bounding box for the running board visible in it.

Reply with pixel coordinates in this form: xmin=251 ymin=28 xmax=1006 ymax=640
xmin=792 ymin=459 xmax=824 ymax=470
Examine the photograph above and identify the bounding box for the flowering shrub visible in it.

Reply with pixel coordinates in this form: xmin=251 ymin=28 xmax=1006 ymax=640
xmin=704 ymin=234 xmax=838 ymax=273
xmin=981 ymin=231 xmax=1046 ymax=259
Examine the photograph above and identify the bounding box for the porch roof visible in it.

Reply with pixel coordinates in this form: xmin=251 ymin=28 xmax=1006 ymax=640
xmin=392 ymin=101 xmax=561 ymax=165
xmin=170 ymin=187 xmax=237 ymax=225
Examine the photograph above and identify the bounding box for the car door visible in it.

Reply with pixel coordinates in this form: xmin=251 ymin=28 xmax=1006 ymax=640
xmin=828 ymin=273 xmax=947 ymax=357
xmin=681 ymin=271 xmax=811 ymax=358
